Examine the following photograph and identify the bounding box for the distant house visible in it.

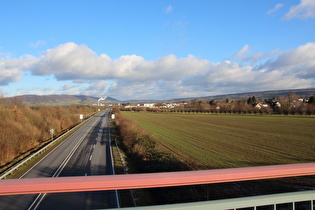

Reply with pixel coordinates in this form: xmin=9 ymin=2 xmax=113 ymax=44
xmin=144 ymin=103 xmax=156 ymax=108
xmin=166 ymin=103 xmax=177 ymax=108
xmin=254 ymin=103 xmax=269 ymax=109
xmin=137 ymin=103 xmax=156 ymax=108
xmin=124 ymin=104 xmax=136 ymax=108
xmin=270 ymin=101 xmax=281 ymax=108
xmin=160 ymin=103 xmax=181 ymax=109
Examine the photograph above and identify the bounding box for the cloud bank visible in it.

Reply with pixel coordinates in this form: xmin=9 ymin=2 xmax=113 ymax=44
xmin=1 ymin=42 xmax=315 ymax=100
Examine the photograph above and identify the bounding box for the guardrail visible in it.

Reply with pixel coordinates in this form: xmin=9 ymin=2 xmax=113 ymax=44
xmin=1 ymin=162 xmax=315 ymax=196
xmin=119 ymin=190 xmax=315 ymax=210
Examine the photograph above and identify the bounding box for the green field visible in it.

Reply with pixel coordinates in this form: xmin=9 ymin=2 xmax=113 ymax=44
xmin=122 ymin=112 xmax=315 ymax=169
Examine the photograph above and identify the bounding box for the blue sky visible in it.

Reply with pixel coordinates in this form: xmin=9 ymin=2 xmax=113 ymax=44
xmin=1 ymin=0 xmax=315 ymax=100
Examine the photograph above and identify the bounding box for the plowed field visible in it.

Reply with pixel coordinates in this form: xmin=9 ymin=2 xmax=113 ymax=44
xmin=122 ymin=112 xmax=315 ymax=169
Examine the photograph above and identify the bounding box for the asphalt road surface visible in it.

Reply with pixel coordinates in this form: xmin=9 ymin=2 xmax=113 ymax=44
xmin=0 ymin=109 xmax=118 ymax=209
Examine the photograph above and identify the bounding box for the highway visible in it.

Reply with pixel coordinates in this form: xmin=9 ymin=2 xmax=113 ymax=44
xmin=0 ymin=109 xmax=118 ymax=209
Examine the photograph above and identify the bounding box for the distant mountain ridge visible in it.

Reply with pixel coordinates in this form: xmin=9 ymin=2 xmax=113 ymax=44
xmin=2 ymin=88 xmax=315 ymax=105
xmin=171 ymin=88 xmax=315 ymax=102
xmin=3 ymin=95 xmax=119 ymax=106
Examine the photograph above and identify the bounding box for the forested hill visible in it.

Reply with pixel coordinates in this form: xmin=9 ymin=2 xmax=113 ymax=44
xmin=2 ymin=95 xmax=119 ymax=106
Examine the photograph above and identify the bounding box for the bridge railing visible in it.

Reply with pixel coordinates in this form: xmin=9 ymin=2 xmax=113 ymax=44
xmin=1 ymin=162 xmax=315 ymax=196
xmin=119 ymin=190 xmax=315 ymax=210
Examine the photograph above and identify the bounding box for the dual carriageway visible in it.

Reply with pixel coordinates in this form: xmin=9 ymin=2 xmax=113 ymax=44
xmin=0 ymin=109 xmax=118 ymax=209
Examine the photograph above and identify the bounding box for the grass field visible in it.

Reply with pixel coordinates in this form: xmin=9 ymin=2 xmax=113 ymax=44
xmin=122 ymin=112 xmax=315 ymax=169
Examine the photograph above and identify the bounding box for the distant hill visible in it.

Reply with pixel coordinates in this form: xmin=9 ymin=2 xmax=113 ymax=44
xmin=2 ymin=95 xmax=120 ymax=106
xmin=2 ymin=88 xmax=315 ymax=105
xmin=171 ymin=88 xmax=315 ymax=102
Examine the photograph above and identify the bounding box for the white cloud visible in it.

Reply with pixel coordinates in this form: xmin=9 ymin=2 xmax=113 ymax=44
xmin=232 ymin=45 xmax=282 ymax=66
xmin=284 ymin=0 xmax=315 ymax=20
xmin=267 ymin=3 xmax=283 ymax=15
xmin=29 ymin=40 xmax=47 ymax=48
xmin=257 ymin=42 xmax=315 ymax=78
xmin=164 ymin=5 xmax=173 ymax=14
xmin=61 ymin=83 xmax=72 ymax=91
xmin=233 ymin=44 xmax=250 ymax=61
xmin=30 ymin=42 xmax=209 ymax=82
xmin=81 ymin=81 xmax=111 ymax=97
xmin=0 ymin=65 xmax=22 ymax=85
xmin=0 ymin=55 xmax=37 ymax=85
xmin=0 ymin=53 xmax=11 ymax=59
xmin=15 ymin=86 xmax=54 ymax=96
xmin=1 ymin=42 xmax=315 ymax=100
xmin=31 ymin=42 xmax=112 ymax=80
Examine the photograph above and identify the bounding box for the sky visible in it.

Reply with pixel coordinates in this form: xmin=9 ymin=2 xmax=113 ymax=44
xmin=1 ymin=0 xmax=315 ymax=100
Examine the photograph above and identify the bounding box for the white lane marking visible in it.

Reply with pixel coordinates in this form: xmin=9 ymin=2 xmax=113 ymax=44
xmin=28 ymin=111 xmax=105 ymax=210
xmin=90 ymin=155 xmax=92 ymax=161
xmin=29 ymin=132 xmax=90 ymax=210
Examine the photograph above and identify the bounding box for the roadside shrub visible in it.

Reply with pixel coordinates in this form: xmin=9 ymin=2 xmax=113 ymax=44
xmin=113 ymin=108 xmax=187 ymax=173
xmin=0 ymin=100 xmax=96 ymax=168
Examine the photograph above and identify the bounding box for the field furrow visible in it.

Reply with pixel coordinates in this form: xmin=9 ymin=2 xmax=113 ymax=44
xmin=122 ymin=112 xmax=315 ymax=169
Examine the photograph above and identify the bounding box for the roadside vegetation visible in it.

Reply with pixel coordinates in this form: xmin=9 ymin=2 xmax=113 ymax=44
xmin=112 ymin=108 xmax=187 ymax=173
xmin=0 ymin=98 xmax=98 ymax=170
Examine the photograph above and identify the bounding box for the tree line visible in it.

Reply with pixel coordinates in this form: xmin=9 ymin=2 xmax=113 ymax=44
xmin=121 ymin=94 xmax=315 ymax=115
xmin=0 ymin=98 xmax=98 ymax=169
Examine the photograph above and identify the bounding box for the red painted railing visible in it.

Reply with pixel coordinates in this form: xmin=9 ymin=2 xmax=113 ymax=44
xmin=1 ymin=162 xmax=315 ymax=196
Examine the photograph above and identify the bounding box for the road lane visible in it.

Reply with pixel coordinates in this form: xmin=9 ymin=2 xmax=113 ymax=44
xmin=0 ymin=109 xmax=116 ymax=209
